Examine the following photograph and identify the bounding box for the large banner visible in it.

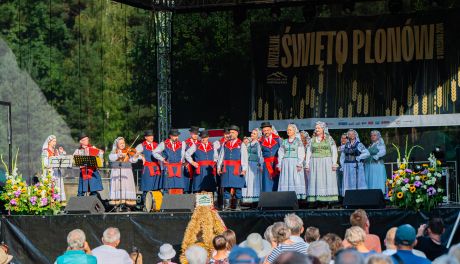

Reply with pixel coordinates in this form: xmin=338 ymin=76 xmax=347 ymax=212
xmin=250 ymin=10 xmax=460 ymax=126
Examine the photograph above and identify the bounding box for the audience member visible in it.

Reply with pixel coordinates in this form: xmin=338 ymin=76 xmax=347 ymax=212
xmin=365 ymin=254 xmax=392 ymax=264
xmin=391 ymin=224 xmax=431 ymax=264
xmin=185 ymin=245 xmax=208 ymax=264
xmin=344 ymin=226 xmax=375 ymax=258
xmin=343 ymin=209 xmax=381 ymax=253
xmin=223 ymin=230 xmax=237 ymax=251
xmin=273 ymin=251 xmax=312 ymax=264
xmin=55 ymin=229 xmax=97 ymax=264
xmin=91 ymin=227 xmax=132 ymax=264
xmin=432 ymin=255 xmax=459 ymax=264
xmin=321 ymin=233 xmax=343 ymax=263
xmin=265 ymin=222 xmax=308 ymax=264
xmin=305 ymin=227 xmax=321 ymax=247
xmin=449 ymin=243 xmax=460 ymax=262
xmin=416 ymin=218 xmax=448 ymax=261
xmin=157 ymin=243 xmax=176 ymax=264
xmin=229 ymin=246 xmax=259 ymax=264
xmin=0 ymin=249 xmax=12 ymax=264
xmin=210 ymin=235 xmax=229 ymax=264
xmin=239 ymin=233 xmax=272 ymax=259
xmin=307 ymin=240 xmax=331 ymax=264
xmin=335 ymin=248 xmax=364 ymax=264
xmin=284 ymin=214 xmax=308 ymax=247
xmin=264 ymin=225 xmax=277 ymax=248
xmin=381 ymin=227 xmax=426 ymax=258
xmin=130 ymin=251 xmax=142 ymax=264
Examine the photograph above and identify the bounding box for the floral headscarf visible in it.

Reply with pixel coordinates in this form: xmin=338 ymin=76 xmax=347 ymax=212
xmin=370 ymin=130 xmax=385 ymax=146
xmin=42 ymin=135 xmax=56 ymax=151
xmin=111 ymin=137 xmax=125 ymax=154
xmin=287 ymin=123 xmax=301 ymax=141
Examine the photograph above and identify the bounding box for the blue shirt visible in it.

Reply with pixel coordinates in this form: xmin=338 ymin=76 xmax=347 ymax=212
xmin=391 ymin=249 xmax=431 ymax=264
xmin=55 ymin=250 xmax=97 ymax=264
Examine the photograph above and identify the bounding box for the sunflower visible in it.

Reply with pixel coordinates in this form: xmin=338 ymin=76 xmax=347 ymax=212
xmin=409 ymin=186 xmax=416 ymax=193
xmin=421 ymin=175 xmax=428 ymax=181
xmin=422 ymin=163 xmax=429 ymax=168
xmin=399 ymin=164 xmax=406 ymax=170
xmin=436 ymin=160 xmax=441 ymax=165
xmin=397 ymin=192 xmax=404 ymax=199
xmin=388 ymin=190 xmax=393 ymax=197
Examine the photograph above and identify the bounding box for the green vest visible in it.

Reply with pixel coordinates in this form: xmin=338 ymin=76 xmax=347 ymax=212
xmin=247 ymin=143 xmax=260 ymax=162
xmin=311 ymin=138 xmax=332 ymax=158
xmin=282 ymin=138 xmax=300 ymax=158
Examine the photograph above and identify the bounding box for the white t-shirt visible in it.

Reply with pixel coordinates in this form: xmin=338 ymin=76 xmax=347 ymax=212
xmin=91 ymin=245 xmax=133 ymax=264
xmin=382 ymin=248 xmax=427 ymax=258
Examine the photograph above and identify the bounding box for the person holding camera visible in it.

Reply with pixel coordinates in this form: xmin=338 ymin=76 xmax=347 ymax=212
xmin=415 ymin=218 xmax=448 ymax=261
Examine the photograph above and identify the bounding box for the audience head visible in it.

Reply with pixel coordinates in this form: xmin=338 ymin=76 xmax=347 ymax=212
xmin=239 ymin=233 xmax=272 ymax=259
xmin=272 ymin=222 xmax=292 ymax=244
xmin=264 ymin=225 xmax=276 ymax=247
xmin=229 ymin=246 xmax=259 ymax=264
xmin=185 ymin=245 xmax=208 ymax=264
xmin=67 ymin=229 xmax=86 ymax=250
xmin=350 ymin=209 xmax=370 ymax=232
xmin=284 ymin=213 xmax=304 ymax=236
xmin=365 ymin=254 xmax=392 ymax=264
xmin=158 ymin=243 xmax=176 ymax=261
xmin=432 ymin=255 xmax=460 ymax=264
xmin=394 ymin=224 xmax=417 ymax=249
xmin=223 ymin=229 xmax=237 ymax=250
xmin=321 ymin=233 xmax=343 ymax=259
xmin=344 ymin=226 xmax=366 ymax=247
xmin=428 ymin=217 xmax=445 ymax=236
xmin=0 ymin=247 xmax=12 ymax=264
xmin=213 ymin=235 xmax=228 ymax=251
xmin=130 ymin=251 xmax=143 ymax=264
xmin=102 ymin=227 xmax=121 ymax=247
xmin=307 ymin=240 xmax=331 ymax=264
xmin=273 ymin=251 xmax=313 ymax=264
xmin=335 ymin=248 xmax=364 ymax=264
xmin=305 ymin=227 xmax=321 ymax=243
xmin=384 ymin=227 xmax=397 ymax=250
xmin=449 ymin=243 xmax=460 ymax=262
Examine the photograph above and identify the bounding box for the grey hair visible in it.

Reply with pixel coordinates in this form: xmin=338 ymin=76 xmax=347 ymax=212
xmin=433 ymin=255 xmax=460 ymax=264
xmin=307 ymin=240 xmax=331 ymax=264
xmin=335 ymin=248 xmax=364 ymax=264
xmin=284 ymin=213 xmax=304 ymax=235
xmin=67 ymin=229 xmax=86 ymax=249
xmin=344 ymin=226 xmax=366 ymax=247
xmin=365 ymin=253 xmax=393 ymax=264
xmin=449 ymin=243 xmax=460 ymax=262
xmin=264 ymin=225 xmax=275 ymax=243
xmin=102 ymin=227 xmax=121 ymax=244
xmin=185 ymin=245 xmax=208 ymax=264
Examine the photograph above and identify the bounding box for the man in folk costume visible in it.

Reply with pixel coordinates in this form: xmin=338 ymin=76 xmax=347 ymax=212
xmin=185 ymin=130 xmax=218 ymax=193
xmin=213 ymin=127 xmax=231 ymax=162
xmin=134 ymin=130 xmax=161 ymax=202
xmin=153 ymin=129 xmax=186 ymax=194
xmin=183 ymin=126 xmax=200 ymax=193
xmin=259 ymin=122 xmax=282 ymax=192
xmin=73 ymin=133 xmax=104 ymax=196
xmin=217 ymin=125 xmax=248 ymax=211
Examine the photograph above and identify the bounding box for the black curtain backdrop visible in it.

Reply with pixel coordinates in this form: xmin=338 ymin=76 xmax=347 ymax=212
xmin=1 ymin=208 xmax=460 ymax=264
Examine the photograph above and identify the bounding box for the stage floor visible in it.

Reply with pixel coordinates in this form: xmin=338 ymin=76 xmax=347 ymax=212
xmin=2 ymin=206 xmax=460 ymax=264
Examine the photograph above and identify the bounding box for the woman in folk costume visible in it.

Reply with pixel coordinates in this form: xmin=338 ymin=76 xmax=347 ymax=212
xmin=241 ymin=128 xmax=263 ymax=204
xmin=300 ymin=130 xmax=311 ymax=190
xmin=108 ymin=137 xmax=137 ymax=207
xmin=41 ymin=135 xmax=67 ymax=202
xmin=73 ymin=133 xmax=104 ymax=196
xmin=305 ymin=121 xmax=339 ymax=203
xmin=364 ymin=130 xmax=387 ymax=194
xmin=277 ymin=124 xmax=307 ymax=199
xmin=340 ymin=129 xmax=370 ymax=195
xmin=337 ymin=133 xmax=348 ymax=197
xmin=185 ymin=130 xmax=218 ymax=193
xmin=153 ymin=129 xmax=186 ymax=194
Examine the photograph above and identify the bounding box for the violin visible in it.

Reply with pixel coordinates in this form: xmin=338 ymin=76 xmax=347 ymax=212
xmin=120 ymin=148 xmax=138 ymax=162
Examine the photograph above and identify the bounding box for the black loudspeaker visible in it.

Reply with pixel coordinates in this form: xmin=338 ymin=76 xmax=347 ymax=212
xmin=160 ymin=194 xmax=196 ymax=212
xmin=64 ymin=196 xmax=105 ymax=214
xmin=257 ymin=191 xmax=299 ymax=210
xmin=343 ymin=189 xmax=385 ymax=209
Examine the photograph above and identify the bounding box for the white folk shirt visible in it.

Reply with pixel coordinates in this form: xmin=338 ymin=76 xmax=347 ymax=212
xmin=91 ymin=245 xmax=133 ymax=264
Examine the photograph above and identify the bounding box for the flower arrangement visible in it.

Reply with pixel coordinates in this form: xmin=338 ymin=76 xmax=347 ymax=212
xmin=0 ymin=152 xmax=62 ymax=215
xmin=387 ymin=137 xmax=446 ymax=211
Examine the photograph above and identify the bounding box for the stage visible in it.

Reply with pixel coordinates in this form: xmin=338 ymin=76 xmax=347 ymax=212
xmin=1 ymin=206 xmax=460 ymax=264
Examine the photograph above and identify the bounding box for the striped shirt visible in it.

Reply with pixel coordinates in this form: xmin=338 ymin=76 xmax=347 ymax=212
xmin=266 ymin=242 xmax=308 ymax=263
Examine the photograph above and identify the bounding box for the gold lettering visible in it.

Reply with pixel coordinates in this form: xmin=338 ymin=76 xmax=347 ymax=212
xmin=353 ymin=30 xmax=365 ymax=64
xmin=402 ymin=24 xmax=415 ymax=62
xmin=325 ymin=31 xmax=336 ymax=65
xmin=365 ymin=30 xmax=375 ymax=63
xmin=336 ymin=31 xmax=348 ymax=65
xmin=281 ymin=33 xmax=292 ymax=68
xmin=315 ymin=31 xmax=325 ymax=65
xmin=375 ymin=29 xmax=386 ymax=63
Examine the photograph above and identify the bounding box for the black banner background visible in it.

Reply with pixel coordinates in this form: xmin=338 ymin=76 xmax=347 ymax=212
xmin=251 ymin=9 xmax=460 ymax=121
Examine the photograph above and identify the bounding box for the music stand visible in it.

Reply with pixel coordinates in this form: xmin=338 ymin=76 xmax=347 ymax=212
xmin=49 ymin=155 xmax=73 ymax=201
xmin=109 ymin=161 xmax=132 ymax=212
xmin=74 ymin=155 xmax=101 ymax=196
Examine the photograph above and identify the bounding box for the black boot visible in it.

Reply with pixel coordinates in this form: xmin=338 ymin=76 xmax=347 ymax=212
xmin=235 ymin=199 xmax=242 ymax=211
xmin=223 ymin=199 xmax=231 ymax=211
